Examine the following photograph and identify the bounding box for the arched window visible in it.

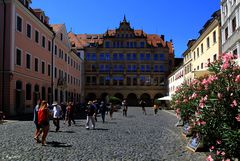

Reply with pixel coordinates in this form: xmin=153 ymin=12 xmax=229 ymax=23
xmin=16 ymin=81 xmax=22 ymax=90
xmin=26 ymin=83 xmax=32 ymax=100
xmin=42 ymin=87 xmax=46 ymax=100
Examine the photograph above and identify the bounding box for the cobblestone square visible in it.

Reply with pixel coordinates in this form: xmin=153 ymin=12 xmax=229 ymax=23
xmin=0 ymin=107 xmax=206 ymax=161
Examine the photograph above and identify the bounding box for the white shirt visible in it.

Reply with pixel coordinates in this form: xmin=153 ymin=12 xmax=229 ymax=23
xmin=53 ymin=105 xmax=62 ymax=118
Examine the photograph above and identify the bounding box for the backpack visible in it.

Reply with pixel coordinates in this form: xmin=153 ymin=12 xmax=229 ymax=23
xmin=38 ymin=108 xmax=48 ymax=124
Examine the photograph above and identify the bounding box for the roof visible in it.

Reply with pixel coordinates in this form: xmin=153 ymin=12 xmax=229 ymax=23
xmin=69 ymin=31 xmax=174 ymax=53
xmin=51 ymin=24 xmax=64 ymax=32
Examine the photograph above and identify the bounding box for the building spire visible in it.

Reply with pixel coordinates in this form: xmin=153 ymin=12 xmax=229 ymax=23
xmin=123 ymin=14 xmax=127 ymax=22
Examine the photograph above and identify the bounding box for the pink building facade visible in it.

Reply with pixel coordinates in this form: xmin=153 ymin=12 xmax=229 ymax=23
xmin=0 ymin=0 xmax=83 ymax=116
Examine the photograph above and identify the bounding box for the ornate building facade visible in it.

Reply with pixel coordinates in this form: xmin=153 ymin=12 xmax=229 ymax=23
xmin=69 ymin=17 xmax=174 ymax=105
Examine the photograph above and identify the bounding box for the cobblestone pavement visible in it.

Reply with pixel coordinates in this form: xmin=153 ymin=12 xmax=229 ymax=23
xmin=0 ymin=107 xmax=207 ymax=161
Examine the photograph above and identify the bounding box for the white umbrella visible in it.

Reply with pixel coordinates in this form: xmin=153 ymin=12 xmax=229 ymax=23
xmin=157 ymin=96 xmax=172 ymax=101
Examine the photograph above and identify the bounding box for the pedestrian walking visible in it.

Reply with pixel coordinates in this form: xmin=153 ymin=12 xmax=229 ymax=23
xmin=139 ymin=99 xmax=147 ymax=115
xmin=93 ymin=100 xmax=99 ymax=122
xmin=153 ymin=104 xmax=159 ymax=115
xmin=99 ymin=101 xmax=107 ymax=123
xmin=85 ymin=101 xmax=96 ymax=129
xmin=52 ymin=101 xmax=62 ymax=132
xmin=122 ymin=99 xmax=128 ymax=117
xmin=60 ymin=102 xmax=67 ymax=123
xmin=109 ymin=103 xmax=115 ymax=119
xmin=33 ymin=99 xmax=42 ymax=143
xmin=38 ymin=100 xmax=50 ymax=146
xmin=66 ymin=102 xmax=75 ymax=126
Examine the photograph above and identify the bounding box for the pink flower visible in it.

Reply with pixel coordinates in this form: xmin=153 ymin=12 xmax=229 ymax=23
xmin=206 ymin=155 xmax=214 ymax=161
xmin=216 ymin=140 xmax=222 ymax=144
xmin=231 ymin=100 xmax=237 ymax=108
xmin=216 ymin=150 xmax=221 ymax=155
xmin=235 ymin=75 xmax=240 ymax=83
xmin=221 ymin=152 xmax=225 ymax=156
xmin=221 ymin=62 xmax=229 ymax=70
xmin=235 ymin=114 xmax=240 ymax=122
xmin=201 ymin=121 xmax=206 ymax=125
xmin=199 ymin=102 xmax=205 ymax=108
xmin=217 ymin=93 xmax=223 ymax=99
xmin=183 ymin=99 xmax=188 ymax=103
xmin=191 ymin=93 xmax=198 ymax=99
xmin=210 ymin=146 xmax=214 ymax=150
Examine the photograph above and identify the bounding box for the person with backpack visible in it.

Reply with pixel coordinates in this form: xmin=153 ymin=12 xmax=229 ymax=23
xmin=52 ymin=101 xmax=62 ymax=132
xmin=38 ymin=100 xmax=50 ymax=146
xmin=33 ymin=99 xmax=42 ymax=143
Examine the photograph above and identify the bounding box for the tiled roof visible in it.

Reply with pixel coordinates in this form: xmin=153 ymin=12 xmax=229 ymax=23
xmin=51 ymin=24 xmax=64 ymax=32
xmin=68 ymin=30 xmax=174 ymax=54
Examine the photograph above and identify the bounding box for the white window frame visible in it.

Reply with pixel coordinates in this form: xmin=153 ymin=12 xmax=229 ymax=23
xmin=26 ymin=22 xmax=32 ymax=39
xmin=16 ymin=14 xmax=23 ymax=33
xmin=26 ymin=52 xmax=32 ymax=70
xmin=16 ymin=47 xmax=22 ymax=66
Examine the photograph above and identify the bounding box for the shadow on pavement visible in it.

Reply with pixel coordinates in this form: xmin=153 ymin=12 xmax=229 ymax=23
xmin=47 ymin=141 xmax=72 ymax=148
xmin=93 ymin=128 xmax=109 ymax=131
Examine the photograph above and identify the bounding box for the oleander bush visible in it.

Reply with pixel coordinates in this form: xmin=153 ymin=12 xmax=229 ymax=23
xmin=171 ymin=53 xmax=240 ymax=160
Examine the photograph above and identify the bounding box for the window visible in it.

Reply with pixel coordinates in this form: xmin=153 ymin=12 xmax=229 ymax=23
xmin=201 ymin=43 xmax=204 ymax=53
xmin=35 ymin=58 xmax=38 ymax=72
xmin=140 ymin=42 xmax=145 ymax=48
xmin=99 ymin=76 xmax=104 ymax=85
xmin=48 ymin=40 xmax=51 ymax=52
xmin=194 ymin=52 xmax=196 ymax=60
xmin=140 ymin=65 xmax=145 ymax=72
xmin=197 ymin=48 xmax=199 ymax=58
xmin=41 ymin=61 xmax=45 ymax=74
xmin=201 ymin=63 xmax=203 ymax=69
xmin=60 ymin=33 xmax=63 ymax=41
xmin=105 ymin=41 xmax=110 ymax=48
xmin=213 ymin=54 xmax=217 ymax=61
xmin=113 ymin=53 xmax=118 ymax=60
xmin=154 ymin=65 xmax=159 ymax=72
xmin=232 ymin=17 xmax=236 ymax=33
xmin=86 ymin=53 xmax=90 ymax=60
xmin=16 ymin=16 xmax=22 ymax=32
xmin=225 ymin=27 xmax=228 ymax=40
xmin=91 ymin=53 xmax=96 ymax=60
xmin=154 ymin=54 xmax=158 ymax=61
xmin=26 ymin=53 xmax=31 ymax=69
xmin=65 ymin=54 xmax=67 ymax=62
xmin=146 ymin=65 xmax=151 ymax=72
xmin=140 ymin=53 xmax=145 ymax=61
xmin=159 ymin=65 xmax=164 ymax=72
xmin=54 ymin=45 xmax=57 ymax=55
xmin=160 ymin=54 xmax=165 ymax=61
xmin=127 ymin=77 xmax=131 ymax=86
xmin=127 ymin=53 xmax=131 ymax=60
xmin=119 ymin=53 xmax=124 ymax=60
xmin=233 ymin=49 xmax=238 ymax=57
xmin=100 ymin=53 xmax=105 ymax=60
xmin=132 ymin=53 xmax=137 ymax=60
xmin=26 ymin=83 xmax=31 ymax=100
xmin=206 ymin=37 xmax=210 ymax=48
xmin=133 ymin=76 xmax=137 ymax=85
xmin=42 ymin=36 xmax=46 ymax=48
xmin=146 ymin=53 xmax=151 ymax=60
xmin=106 ymin=53 xmax=110 ymax=60
xmin=42 ymin=87 xmax=46 ymax=100
xmin=48 ymin=64 xmax=51 ymax=76
xmin=16 ymin=48 xmax=22 ymax=66
xmin=26 ymin=24 xmax=31 ymax=38
xmin=213 ymin=31 xmax=216 ymax=43
xmin=35 ymin=30 xmax=39 ymax=43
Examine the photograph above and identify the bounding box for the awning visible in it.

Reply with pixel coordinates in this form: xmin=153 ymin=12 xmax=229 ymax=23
xmin=157 ymin=96 xmax=172 ymax=101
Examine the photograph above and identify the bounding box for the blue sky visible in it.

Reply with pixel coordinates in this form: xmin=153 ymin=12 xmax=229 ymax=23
xmin=31 ymin=0 xmax=220 ymax=58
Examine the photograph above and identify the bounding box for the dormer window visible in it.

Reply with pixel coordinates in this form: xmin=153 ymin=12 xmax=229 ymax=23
xmin=40 ymin=15 xmax=44 ymax=22
xmin=60 ymin=33 xmax=63 ymax=41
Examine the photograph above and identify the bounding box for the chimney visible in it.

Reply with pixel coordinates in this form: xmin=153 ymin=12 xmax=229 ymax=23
xmin=161 ymin=35 xmax=165 ymax=41
xmin=44 ymin=16 xmax=49 ymax=25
